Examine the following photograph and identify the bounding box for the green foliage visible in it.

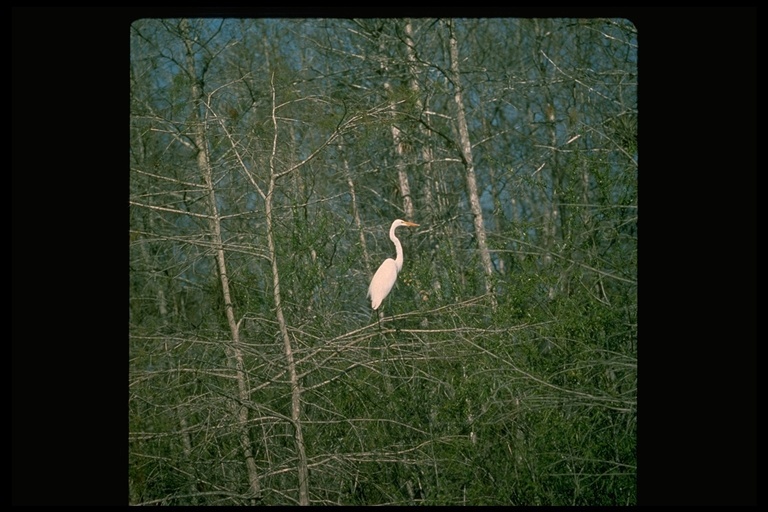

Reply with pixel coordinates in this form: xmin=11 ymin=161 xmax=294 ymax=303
xmin=130 ymin=17 xmax=636 ymax=505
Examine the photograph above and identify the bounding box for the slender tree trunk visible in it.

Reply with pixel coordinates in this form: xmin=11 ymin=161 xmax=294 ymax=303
xmin=403 ymin=20 xmax=444 ymax=301
xmin=267 ymin=72 xmax=310 ymax=506
xmin=447 ymin=20 xmax=496 ymax=309
xmin=380 ymin=36 xmax=415 ymax=220
xmin=404 ymin=19 xmax=435 ymax=180
xmin=394 ymin=126 xmax=415 ymax=220
xmin=344 ymin=154 xmax=371 ymax=274
xmin=180 ymin=19 xmax=261 ymax=505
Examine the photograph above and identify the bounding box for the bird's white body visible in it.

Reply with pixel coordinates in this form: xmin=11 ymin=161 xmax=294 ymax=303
xmin=368 ymin=258 xmax=399 ymax=310
xmin=368 ymin=219 xmax=419 ymax=310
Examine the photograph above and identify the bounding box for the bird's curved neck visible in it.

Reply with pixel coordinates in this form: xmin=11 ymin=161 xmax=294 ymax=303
xmin=390 ymin=225 xmax=404 ymax=272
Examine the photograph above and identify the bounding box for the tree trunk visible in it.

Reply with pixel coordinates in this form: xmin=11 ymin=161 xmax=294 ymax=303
xmin=266 ymin=72 xmax=310 ymax=506
xmin=380 ymin=36 xmax=415 ymax=220
xmin=447 ymin=20 xmax=496 ymax=309
xmin=180 ymin=19 xmax=261 ymax=505
xmin=344 ymin=153 xmax=371 ymax=274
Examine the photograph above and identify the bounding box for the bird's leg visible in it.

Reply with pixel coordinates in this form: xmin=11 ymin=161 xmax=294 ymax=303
xmin=370 ymin=306 xmax=381 ymax=330
xmin=383 ymin=299 xmax=396 ymax=331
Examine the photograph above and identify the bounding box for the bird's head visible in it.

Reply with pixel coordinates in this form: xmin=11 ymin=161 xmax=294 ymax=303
xmin=394 ymin=219 xmax=419 ymax=229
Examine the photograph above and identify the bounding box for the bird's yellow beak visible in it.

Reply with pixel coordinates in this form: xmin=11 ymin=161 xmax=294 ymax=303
xmin=403 ymin=221 xmax=419 ymax=227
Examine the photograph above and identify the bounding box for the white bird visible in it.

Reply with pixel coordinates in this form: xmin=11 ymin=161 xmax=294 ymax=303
xmin=367 ymin=219 xmax=420 ymax=310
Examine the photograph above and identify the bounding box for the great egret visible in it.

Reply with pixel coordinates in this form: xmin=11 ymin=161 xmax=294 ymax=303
xmin=368 ymin=219 xmax=420 ymax=310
